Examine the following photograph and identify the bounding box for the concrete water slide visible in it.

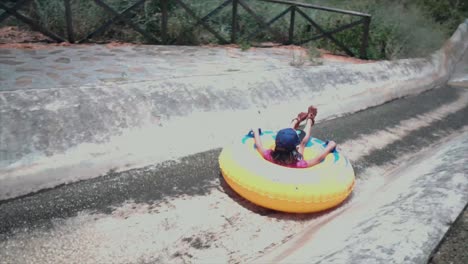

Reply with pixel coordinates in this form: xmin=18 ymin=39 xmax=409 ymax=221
xmin=1 ymin=20 xmax=467 ymax=201
xmin=1 ymin=85 xmax=467 ymax=263
xmin=0 ymin=18 xmax=467 ymax=264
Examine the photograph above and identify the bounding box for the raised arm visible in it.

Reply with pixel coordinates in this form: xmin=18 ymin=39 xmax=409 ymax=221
xmin=252 ymin=129 xmax=267 ymax=157
xmin=297 ymin=106 xmax=317 ymax=155
xmin=297 ymin=118 xmax=314 ymax=154
xmin=305 ymin=141 xmax=337 ymax=167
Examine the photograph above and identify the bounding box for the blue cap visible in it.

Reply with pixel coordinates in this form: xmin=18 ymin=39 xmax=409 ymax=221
xmin=275 ymin=128 xmax=300 ymax=151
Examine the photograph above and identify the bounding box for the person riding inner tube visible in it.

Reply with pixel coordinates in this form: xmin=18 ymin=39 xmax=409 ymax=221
xmin=219 ymin=105 xmax=354 ymax=213
xmin=251 ymin=105 xmax=336 ymax=168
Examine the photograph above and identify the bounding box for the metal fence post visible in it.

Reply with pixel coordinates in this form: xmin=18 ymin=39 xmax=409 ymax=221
xmin=64 ymin=0 xmax=75 ymax=43
xmin=231 ymin=0 xmax=238 ymax=43
xmin=161 ymin=0 xmax=168 ymax=44
xmin=360 ymin=16 xmax=371 ymax=59
xmin=288 ymin=6 xmax=295 ymax=44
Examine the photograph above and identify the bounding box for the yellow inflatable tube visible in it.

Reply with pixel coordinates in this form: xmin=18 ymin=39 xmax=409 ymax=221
xmin=219 ymin=130 xmax=355 ymax=213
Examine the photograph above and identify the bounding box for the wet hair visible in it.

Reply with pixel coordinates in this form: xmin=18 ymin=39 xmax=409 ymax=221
xmin=271 ymin=148 xmax=303 ymax=166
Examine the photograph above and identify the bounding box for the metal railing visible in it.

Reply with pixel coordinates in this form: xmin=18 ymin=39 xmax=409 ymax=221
xmin=0 ymin=0 xmax=371 ymax=58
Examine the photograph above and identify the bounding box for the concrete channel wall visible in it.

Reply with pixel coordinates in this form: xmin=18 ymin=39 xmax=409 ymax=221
xmin=0 ymin=20 xmax=467 ymax=200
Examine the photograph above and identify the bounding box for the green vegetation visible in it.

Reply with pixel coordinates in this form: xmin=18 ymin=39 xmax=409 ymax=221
xmin=305 ymin=43 xmax=322 ymax=65
xmin=238 ymin=40 xmax=251 ymax=51
xmin=311 ymin=0 xmax=468 ymax=59
xmin=2 ymin=0 xmax=467 ymax=60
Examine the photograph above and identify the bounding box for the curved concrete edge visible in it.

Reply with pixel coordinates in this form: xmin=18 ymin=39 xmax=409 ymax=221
xmin=0 ymin=20 xmax=467 ymax=200
xmin=253 ymin=130 xmax=468 ymax=264
xmin=448 ymin=39 xmax=468 ymax=88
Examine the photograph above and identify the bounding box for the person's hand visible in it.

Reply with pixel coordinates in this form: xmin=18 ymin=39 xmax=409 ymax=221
xmin=307 ymin=106 xmax=318 ymax=124
xmin=253 ymin=128 xmax=262 ymax=136
xmin=308 ymin=105 xmax=318 ymax=118
xmin=247 ymin=128 xmax=262 ymax=137
xmin=296 ymin=112 xmax=308 ymax=122
xmin=324 ymin=140 xmax=337 ymax=152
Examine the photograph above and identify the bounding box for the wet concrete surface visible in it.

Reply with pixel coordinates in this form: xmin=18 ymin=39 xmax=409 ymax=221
xmin=0 ymin=42 xmax=446 ymax=200
xmin=2 ymin=42 xmax=414 ymax=194
xmin=256 ymin=131 xmax=468 ymax=264
xmin=0 ymin=86 xmax=466 ymax=263
xmin=1 ymin=22 xmax=467 ymax=261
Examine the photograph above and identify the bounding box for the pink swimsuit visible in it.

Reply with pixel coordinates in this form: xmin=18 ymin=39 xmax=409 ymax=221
xmin=262 ymin=149 xmax=308 ymax=168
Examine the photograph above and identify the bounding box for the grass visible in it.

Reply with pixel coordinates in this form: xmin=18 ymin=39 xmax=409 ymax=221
xmin=1 ymin=0 xmax=466 ymax=59
xmin=306 ymin=44 xmax=322 ymax=65
xmin=239 ymin=40 xmax=251 ymax=51
xmin=289 ymin=50 xmax=306 ymax=67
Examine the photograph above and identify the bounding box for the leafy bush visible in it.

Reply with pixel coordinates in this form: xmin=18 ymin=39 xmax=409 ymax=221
xmin=412 ymin=0 xmax=468 ymax=32
xmin=309 ymin=0 xmax=453 ymax=59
